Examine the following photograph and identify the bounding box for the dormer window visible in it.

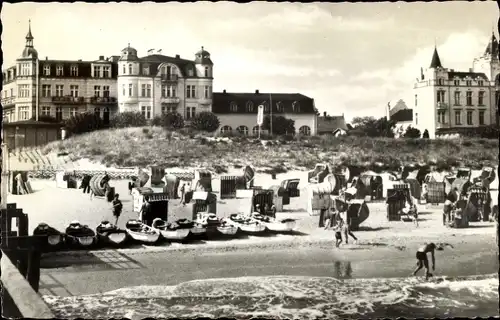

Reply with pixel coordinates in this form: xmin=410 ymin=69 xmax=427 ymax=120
xmin=204 ymin=66 xmax=209 ymax=77
xmin=292 ymin=101 xmax=300 ymax=112
xmin=56 ymin=65 xmax=64 ymax=76
xmin=128 ymin=64 xmax=133 ymax=74
xmin=276 ymin=101 xmax=284 ymax=112
xmin=143 ymin=65 xmax=150 ymax=76
xmin=188 ymin=68 xmax=194 ymax=77
xmin=246 ymin=101 xmax=254 ymax=112
xmin=70 ymin=65 xmax=78 ymax=76
xmin=43 ymin=65 xmax=50 ymax=76
xmin=122 ymin=65 xmax=126 ymax=75
xmin=466 ymin=80 xmax=472 ymax=86
xmin=454 ymin=79 xmax=460 ymax=86
xmin=437 ymin=78 xmax=444 ymax=86
xmin=478 ymin=80 xmax=484 ymax=86
xmin=230 ymin=101 xmax=238 ymax=112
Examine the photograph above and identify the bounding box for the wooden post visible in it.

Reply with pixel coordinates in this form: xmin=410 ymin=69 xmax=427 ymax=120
xmin=26 ymin=249 xmax=41 ymax=292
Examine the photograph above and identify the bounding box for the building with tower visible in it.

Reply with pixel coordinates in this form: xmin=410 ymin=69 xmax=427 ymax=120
xmin=116 ymin=45 xmax=214 ymax=120
xmin=412 ymin=32 xmax=499 ymax=138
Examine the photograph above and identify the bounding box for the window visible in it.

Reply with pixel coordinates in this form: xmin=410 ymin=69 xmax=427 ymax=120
xmin=437 ymin=110 xmax=446 ymax=124
xmin=55 ymin=107 xmax=63 ymax=121
xmin=188 ymin=68 xmax=194 ymax=77
xmin=43 ymin=65 xmax=50 ymax=76
xmin=129 ymin=84 xmax=133 ymax=96
xmin=93 ymin=66 xmax=101 ymax=78
xmin=141 ymin=106 xmax=151 ymax=119
xmin=220 ymin=125 xmax=232 ymax=134
xmin=478 ymin=91 xmax=484 ymax=105
xmin=141 ymin=84 xmax=147 ymax=97
xmin=276 ymin=101 xmax=283 ymax=112
xmin=143 ymin=66 xmax=149 ymax=76
xmin=466 ymin=111 xmax=473 ymax=125
xmin=479 ymin=110 xmax=485 ymax=125
xmin=252 ymin=125 xmax=260 ymax=136
xmin=69 ymin=107 xmax=77 ymax=117
xmin=454 ymin=79 xmax=460 ymax=86
xmin=146 ymin=84 xmax=151 ymax=97
xmin=18 ymin=106 xmax=29 ymax=120
xmin=94 ymin=107 xmax=101 ymax=118
xmin=415 ymin=112 xmax=418 ymax=125
xmin=20 ymin=63 xmax=30 ymax=76
xmin=103 ymin=66 xmax=110 ymax=78
xmin=230 ymin=101 xmax=238 ymax=112
xmin=166 ymin=66 xmax=172 ymax=76
xmin=437 ymin=90 xmax=445 ymax=103
xmin=56 ymin=65 xmax=63 ymax=76
xmin=70 ymin=65 xmax=78 ymax=76
xmin=437 ymin=78 xmax=444 ymax=85
xmin=292 ymin=101 xmax=300 ymax=112
xmin=237 ymin=126 xmax=249 ymax=136
xmin=204 ymin=66 xmax=209 ymax=77
xmin=414 ymin=94 xmax=417 ymax=107
xmin=103 ymin=107 xmax=110 ymax=125
xmin=18 ymin=84 xmax=30 ymax=98
xmin=454 ymin=110 xmax=461 ymax=125
xmin=42 ymin=85 xmax=51 ymax=97
xmin=186 ymin=107 xmax=196 ymax=119
xmin=204 ymin=86 xmax=210 ymax=99
xmin=161 ymin=104 xmax=177 ymax=114
xmin=10 ymin=88 xmax=13 ymax=97
xmin=264 ymin=103 xmax=269 ymax=113
xmin=454 ymin=91 xmax=460 ymax=105
xmin=128 ymin=64 xmax=133 ymax=74
xmin=299 ymin=126 xmax=311 ymax=136
xmin=122 ymin=84 xmax=126 ymax=96
xmin=122 ymin=65 xmax=126 ymax=75
xmin=466 ymin=80 xmax=472 ymax=86
xmin=70 ymin=85 xmax=79 ymax=97
xmin=103 ymin=86 xmax=110 ymax=98
xmin=41 ymin=106 xmax=51 ymax=116
xmin=165 ymin=85 xmax=176 ymax=97
xmin=466 ymin=91 xmax=472 ymax=106
xmin=93 ymin=86 xmax=101 ymax=97
xmin=186 ymin=85 xmax=196 ymax=98
xmin=246 ymin=101 xmax=254 ymax=112
xmin=55 ymin=85 xmax=64 ymax=97
xmin=478 ymin=80 xmax=484 ymax=86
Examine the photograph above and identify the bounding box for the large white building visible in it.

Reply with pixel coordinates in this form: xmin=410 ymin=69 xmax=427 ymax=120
xmin=117 ymin=45 xmax=214 ymax=120
xmin=413 ymin=32 xmax=499 ymax=138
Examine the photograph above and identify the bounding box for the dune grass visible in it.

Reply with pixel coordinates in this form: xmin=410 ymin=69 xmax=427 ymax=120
xmin=40 ymin=126 xmax=499 ymax=173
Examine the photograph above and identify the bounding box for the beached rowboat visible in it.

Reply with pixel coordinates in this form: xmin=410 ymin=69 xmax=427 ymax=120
xmin=151 ymin=218 xmax=191 ymax=241
xmin=96 ymin=221 xmax=128 ymax=246
xmin=125 ymin=219 xmax=160 ymax=243
xmin=250 ymin=213 xmax=297 ymax=232
xmin=65 ymin=221 xmax=97 ymax=247
xmin=33 ymin=223 xmax=65 ymax=249
xmin=196 ymin=213 xmax=239 ymax=236
xmin=229 ymin=213 xmax=266 ymax=234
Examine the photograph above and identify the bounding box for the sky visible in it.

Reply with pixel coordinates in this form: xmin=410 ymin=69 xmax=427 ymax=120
xmin=2 ymin=1 xmax=498 ymax=122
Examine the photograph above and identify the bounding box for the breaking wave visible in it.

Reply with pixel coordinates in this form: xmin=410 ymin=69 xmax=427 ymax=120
xmin=43 ymin=273 xmax=498 ymax=319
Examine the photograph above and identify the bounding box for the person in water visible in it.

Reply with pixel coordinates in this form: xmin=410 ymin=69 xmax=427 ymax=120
xmin=413 ymin=242 xmax=437 ymax=279
xmin=112 ymin=194 xmax=123 ymax=225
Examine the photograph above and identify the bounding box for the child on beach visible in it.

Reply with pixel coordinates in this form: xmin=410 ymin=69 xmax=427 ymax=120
xmin=334 ymin=215 xmax=343 ymax=248
xmin=412 ymin=242 xmax=437 ymax=280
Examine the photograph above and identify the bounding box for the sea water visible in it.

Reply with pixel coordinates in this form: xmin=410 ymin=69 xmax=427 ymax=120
xmin=43 ymin=273 xmax=498 ymax=319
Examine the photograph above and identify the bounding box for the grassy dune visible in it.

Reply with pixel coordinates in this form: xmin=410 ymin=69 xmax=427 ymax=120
xmin=41 ymin=126 xmax=499 ymax=173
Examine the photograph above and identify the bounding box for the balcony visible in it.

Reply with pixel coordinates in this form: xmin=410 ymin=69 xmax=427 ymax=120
xmin=198 ymin=97 xmax=212 ymax=105
xmin=52 ymin=96 xmax=86 ymax=104
xmin=89 ymin=96 xmax=117 ymax=104
xmin=436 ymin=122 xmax=451 ymax=129
xmin=160 ymin=96 xmax=180 ymax=103
xmin=1 ymin=96 xmax=16 ymax=106
xmin=161 ymin=74 xmax=179 ymax=82
xmin=437 ymin=102 xmax=448 ymax=109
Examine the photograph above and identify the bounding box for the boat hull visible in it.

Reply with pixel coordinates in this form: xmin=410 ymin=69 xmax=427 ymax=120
xmin=190 ymin=226 xmax=207 ymax=235
xmin=157 ymin=228 xmax=191 ymax=240
xmin=236 ymin=222 xmax=266 ymax=234
xmin=97 ymin=231 xmax=128 ymax=246
xmin=216 ymin=225 xmax=239 ymax=235
xmin=65 ymin=235 xmax=96 ymax=247
xmin=126 ymin=230 xmax=160 ymax=243
xmin=264 ymin=220 xmax=297 ymax=232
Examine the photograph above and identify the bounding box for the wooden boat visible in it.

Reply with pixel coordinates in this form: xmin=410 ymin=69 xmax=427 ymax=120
xmin=65 ymin=221 xmax=97 ymax=247
xmin=125 ymin=219 xmax=160 ymax=243
xmin=197 ymin=213 xmax=239 ymax=236
xmin=151 ymin=218 xmax=191 ymax=241
xmin=229 ymin=213 xmax=266 ymax=233
xmin=250 ymin=212 xmax=297 ymax=232
xmin=95 ymin=221 xmax=128 ymax=246
xmin=33 ymin=223 xmax=65 ymax=250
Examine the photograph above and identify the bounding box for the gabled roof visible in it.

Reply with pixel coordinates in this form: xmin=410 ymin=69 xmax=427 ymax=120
xmin=317 ymin=115 xmax=348 ymax=133
xmin=430 ymin=47 xmax=443 ymax=69
xmin=390 ymin=109 xmax=413 ymax=123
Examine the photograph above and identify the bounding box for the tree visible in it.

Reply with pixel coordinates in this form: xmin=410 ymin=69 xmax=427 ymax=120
xmin=110 ymin=112 xmax=147 ymax=128
xmin=351 ymin=116 xmax=376 ymax=128
xmin=422 ymin=129 xmax=430 ymax=139
xmin=403 ymin=126 xmax=421 ymax=138
xmin=190 ymin=111 xmax=220 ymax=132
xmin=152 ymin=112 xmax=185 ymax=129
xmin=262 ymin=115 xmax=295 ymax=135
xmin=64 ymin=112 xmax=103 ymax=136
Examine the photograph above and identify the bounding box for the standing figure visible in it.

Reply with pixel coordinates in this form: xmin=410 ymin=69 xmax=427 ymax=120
xmin=337 ymin=198 xmax=358 ymax=244
xmin=334 ymin=214 xmax=343 ymax=248
xmin=179 ymin=182 xmax=186 ymax=206
xmin=140 ymin=199 xmax=152 ymax=225
xmin=81 ymin=174 xmax=91 ymax=194
xmin=443 ymin=187 xmax=459 ymax=225
xmin=112 ymin=194 xmax=123 ymax=225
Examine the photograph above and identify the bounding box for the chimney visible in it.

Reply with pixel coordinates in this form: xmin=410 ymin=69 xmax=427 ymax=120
xmin=78 ymin=59 xmax=82 ymax=62
xmin=450 ymin=69 xmax=454 ymax=72
xmin=99 ymin=55 xmax=104 ymax=60
xmin=255 ymin=89 xmax=259 ymax=94
xmin=323 ymin=111 xmax=327 ymax=117
xmin=223 ymin=89 xmax=226 ymax=94
xmin=469 ymin=68 xmax=473 ymax=72
xmin=387 ymin=102 xmax=391 ymax=121
xmin=45 ymin=56 xmax=48 ymax=60
xmin=175 ymin=54 xmax=180 ymax=59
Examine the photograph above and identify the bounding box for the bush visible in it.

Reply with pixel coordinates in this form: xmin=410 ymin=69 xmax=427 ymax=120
xmin=262 ymin=115 xmax=295 ymax=135
xmin=110 ymin=112 xmax=147 ymax=128
xmin=403 ymin=126 xmax=421 ymax=138
xmin=422 ymin=129 xmax=430 ymax=139
xmin=64 ymin=112 xmax=103 ymax=136
xmin=190 ymin=112 xmax=220 ymax=132
xmin=153 ymin=112 xmax=185 ymax=129
xmin=31 ymin=115 xmax=61 ymax=123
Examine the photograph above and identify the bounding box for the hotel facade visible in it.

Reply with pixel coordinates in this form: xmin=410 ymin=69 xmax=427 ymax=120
xmin=413 ymin=32 xmax=499 ymax=138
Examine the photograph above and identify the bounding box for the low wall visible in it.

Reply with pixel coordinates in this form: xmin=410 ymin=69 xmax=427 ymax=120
xmin=1 ymin=250 xmax=54 ymax=318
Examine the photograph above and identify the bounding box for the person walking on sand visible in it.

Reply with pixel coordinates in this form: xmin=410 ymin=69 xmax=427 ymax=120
xmin=444 ymin=187 xmax=459 ymax=225
xmin=412 ymin=243 xmax=437 ymax=280
xmin=112 ymin=194 xmax=123 ymax=225
xmin=179 ymin=182 xmax=186 ymax=206
xmin=334 ymin=214 xmax=343 ymax=248
xmin=337 ymin=198 xmax=358 ymax=244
